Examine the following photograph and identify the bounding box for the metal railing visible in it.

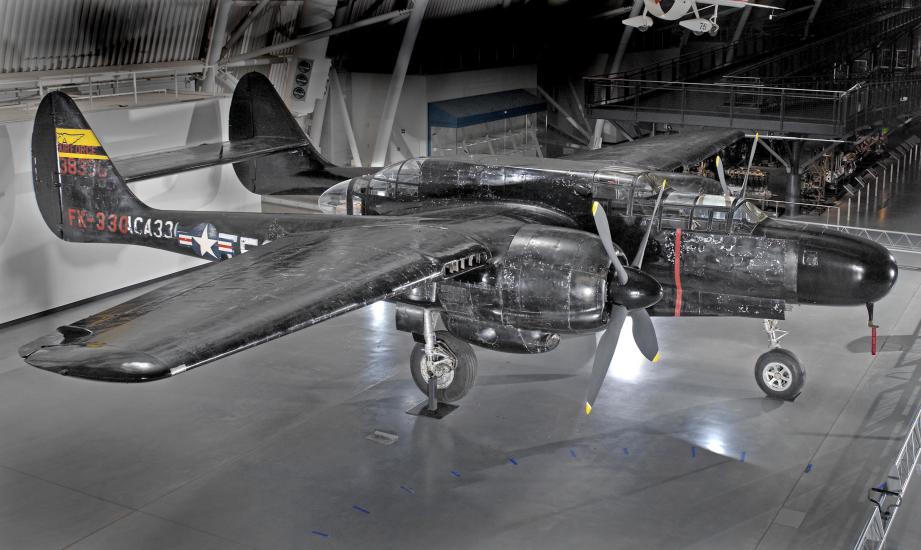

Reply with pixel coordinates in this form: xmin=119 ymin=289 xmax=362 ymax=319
xmin=730 ymin=5 xmax=921 ymax=79
xmin=758 ymin=199 xmax=842 ymax=226
xmin=854 ymin=404 xmax=921 ymax=549
xmin=0 ymin=64 xmax=211 ymax=109
xmin=789 ymin=221 xmax=921 ymax=254
xmin=584 ymin=76 xmax=921 ymax=136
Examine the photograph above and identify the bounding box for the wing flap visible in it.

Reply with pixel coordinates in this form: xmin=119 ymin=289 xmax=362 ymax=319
xmin=21 ymin=224 xmax=489 ymax=381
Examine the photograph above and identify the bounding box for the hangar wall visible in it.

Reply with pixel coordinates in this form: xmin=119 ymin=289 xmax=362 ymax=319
xmin=339 ymin=65 xmax=538 ymax=165
xmin=0 ymin=98 xmax=261 ymax=325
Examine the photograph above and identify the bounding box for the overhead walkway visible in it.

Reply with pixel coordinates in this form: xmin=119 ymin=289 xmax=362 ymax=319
xmin=585 ymin=4 xmax=921 ymax=136
xmin=585 ymin=75 xmax=921 ymax=136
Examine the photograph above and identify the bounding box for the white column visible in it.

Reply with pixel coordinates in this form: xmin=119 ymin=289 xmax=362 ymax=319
xmin=371 ymin=0 xmax=429 ymax=167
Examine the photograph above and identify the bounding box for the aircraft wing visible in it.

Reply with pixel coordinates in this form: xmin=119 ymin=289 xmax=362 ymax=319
xmin=702 ymin=1 xmax=781 ymax=8
xmin=19 ymin=223 xmax=489 ymax=382
xmin=564 ymin=129 xmax=744 ymax=171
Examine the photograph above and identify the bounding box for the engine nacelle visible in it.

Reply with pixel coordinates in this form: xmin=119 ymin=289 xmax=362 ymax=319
xmin=443 ymin=315 xmax=560 ymax=354
xmin=439 ymin=225 xmax=611 ymax=333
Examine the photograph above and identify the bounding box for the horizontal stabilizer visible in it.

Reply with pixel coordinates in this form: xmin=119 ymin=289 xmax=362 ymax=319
xmin=113 ymin=136 xmax=308 ymax=183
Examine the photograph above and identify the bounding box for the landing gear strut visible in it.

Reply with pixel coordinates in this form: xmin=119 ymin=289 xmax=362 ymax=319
xmin=755 ymin=320 xmax=805 ymax=401
xmin=407 ymin=309 xmax=477 ymax=418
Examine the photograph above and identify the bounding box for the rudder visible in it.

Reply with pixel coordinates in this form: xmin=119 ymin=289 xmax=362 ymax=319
xmin=32 ymin=92 xmax=151 ymax=242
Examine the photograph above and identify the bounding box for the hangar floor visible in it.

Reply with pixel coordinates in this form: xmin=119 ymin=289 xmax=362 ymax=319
xmin=1 ymin=249 xmax=921 ymax=549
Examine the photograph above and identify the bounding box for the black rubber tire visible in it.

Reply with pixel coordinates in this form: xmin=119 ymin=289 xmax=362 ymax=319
xmin=755 ymin=348 xmax=805 ymax=401
xmin=410 ymin=331 xmax=478 ymax=403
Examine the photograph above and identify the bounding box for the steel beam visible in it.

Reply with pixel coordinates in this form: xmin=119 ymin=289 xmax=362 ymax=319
xmin=330 ymin=68 xmax=362 ymax=167
xmin=537 ymin=86 xmax=592 ymax=142
xmin=371 ymin=0 xmax=429 ymax=167
xmin=222 ymin=0 xmax=273 ymax=59
xmin=204 ymin=0 xmax=234 ymax=94
xmin=226 ymin=9 xmax=411 ymax=65
xmin=590 ymin=0 xmax=643 ymax=149
xmin=725 ymin=7 xmax=751 ymax=64
xmin=803 ymin=0 xmax=823 ymax=39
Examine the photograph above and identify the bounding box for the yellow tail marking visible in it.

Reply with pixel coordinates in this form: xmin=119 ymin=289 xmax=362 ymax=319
xmin=56 ymin=128 xmax=101 ymax=147
xmin=56 ymin=128 xmax=108 ymax=160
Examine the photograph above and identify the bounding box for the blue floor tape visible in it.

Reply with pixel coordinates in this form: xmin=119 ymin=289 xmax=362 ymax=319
xmin=508 ymin=457 xmax=518 ymax=465
xmin=311 ymin=530 xmax=329 ymax=538
xmin=400 ymin=485 xmax=415 ymax=495
xmin=451 ymin=470 xmax=461 ymax=478
xmin=352 ymin=505 xmax=370 ymax=514
xmin=569 ymin=449 xmax=577 ymax=458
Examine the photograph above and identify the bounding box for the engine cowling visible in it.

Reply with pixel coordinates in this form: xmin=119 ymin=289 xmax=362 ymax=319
xmin=439 ymin=225 xmax=612 ymax=333
xmin=443 ymin=315 xmax=560 ymax=354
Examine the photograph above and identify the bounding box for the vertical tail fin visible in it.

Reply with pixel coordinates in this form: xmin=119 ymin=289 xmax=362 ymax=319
xmin=32 ymin=92 xmax=151 ymax=242
xmin=229 ymin=72 xmax=369 ymax=195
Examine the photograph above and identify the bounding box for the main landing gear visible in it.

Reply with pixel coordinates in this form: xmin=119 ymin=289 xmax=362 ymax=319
xmin=407 ymin=309 xmax=477 ymax=418
xmin=755 ymin=320 xmax=805 ymax=401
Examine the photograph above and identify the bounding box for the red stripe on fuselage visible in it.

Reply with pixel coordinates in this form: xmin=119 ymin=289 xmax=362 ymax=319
xmin=674 ymin=228 xmax=683 ymax=317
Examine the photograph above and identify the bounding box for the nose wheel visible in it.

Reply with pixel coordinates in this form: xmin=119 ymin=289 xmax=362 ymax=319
xmin=756 ymin=320 xmax=805 ymax=401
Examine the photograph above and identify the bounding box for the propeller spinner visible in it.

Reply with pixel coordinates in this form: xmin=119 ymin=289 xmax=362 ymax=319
xmin=585 ymin=182 xmax=667 ymax=415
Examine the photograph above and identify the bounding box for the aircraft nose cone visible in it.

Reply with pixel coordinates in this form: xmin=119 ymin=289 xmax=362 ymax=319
xmin=796 ymin=235 xmax=898 ymax=307
xmin=857 ymin=245 xmax=898 ymax=304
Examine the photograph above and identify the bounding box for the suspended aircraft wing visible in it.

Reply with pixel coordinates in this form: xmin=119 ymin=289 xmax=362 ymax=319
xmin=19 ymin=223 xmax=490 ymax=382
xmin=702 ymin=0 xmax=782 ymax=9
xmin=564 ymin=128 xmax=744 ymax=171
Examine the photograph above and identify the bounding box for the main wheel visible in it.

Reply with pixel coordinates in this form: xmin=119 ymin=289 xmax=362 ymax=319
xmin=638 ymin=25 xmax=650 ymax=32
xmin=410 ymin=331 xmax=477 ymax=403
xmin=708 ymin=24 xmax=719 ymax=37
xmin=755 ymin=348 xmax=805 ymax=401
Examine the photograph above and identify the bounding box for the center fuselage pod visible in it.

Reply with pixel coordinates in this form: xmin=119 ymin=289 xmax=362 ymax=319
xmin=320 ymin=156 xmax=897 ymax=311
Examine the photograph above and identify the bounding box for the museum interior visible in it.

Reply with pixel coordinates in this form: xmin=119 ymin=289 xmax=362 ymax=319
xmin=3 ymin=1 xmax=921 ymax=548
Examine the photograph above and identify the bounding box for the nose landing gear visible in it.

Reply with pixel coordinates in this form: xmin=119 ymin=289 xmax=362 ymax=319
xmin=755 ymin=320 xmax=805 ymax=401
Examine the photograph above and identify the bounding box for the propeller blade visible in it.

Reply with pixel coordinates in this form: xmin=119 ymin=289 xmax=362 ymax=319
xmin=739 ymin=133 xmax=759 ymax=200
xmin=585 ymin=305 xmax=627 ymax=415
xmin=632 ymin=180 xmax=667 ymax=269
xmin=592 ymin=201 xmax=629 ymax=285
xmin=715 ymin=156 xmax=731 ymax=198
xmin=629 ymin=309 xmax=660 ymax=363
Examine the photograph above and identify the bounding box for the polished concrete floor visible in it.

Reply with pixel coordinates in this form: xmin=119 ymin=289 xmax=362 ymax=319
xmin=2 ymin=249 xmax=921 ymax=549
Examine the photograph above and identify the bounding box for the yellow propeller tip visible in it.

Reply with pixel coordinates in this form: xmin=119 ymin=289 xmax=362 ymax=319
xmin=652 ymin=352 xmax=661 ymax=363
xmin=584 ymin=402 xmax=593 ymax=415
xmin=591 ymin=201 xmax=599 ymax=215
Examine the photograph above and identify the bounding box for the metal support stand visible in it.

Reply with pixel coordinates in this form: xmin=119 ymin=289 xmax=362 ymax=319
xmin=764 ymin=319 xmax=788 ymax=349
xmin=407 ymin=307 xmax=458 ymax=419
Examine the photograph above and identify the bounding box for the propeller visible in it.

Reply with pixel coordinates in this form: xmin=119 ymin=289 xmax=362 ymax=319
xmin=715 ymin=156 xmax=731 ymax=198
xmin=585 ymin=182 xmax=667 ymax=415
xmin=739 ymin=133 xmax=760 ymax=200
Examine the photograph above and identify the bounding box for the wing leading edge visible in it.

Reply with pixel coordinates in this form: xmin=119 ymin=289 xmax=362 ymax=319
xmin=20 ymin=223 xmax=489 ymax=382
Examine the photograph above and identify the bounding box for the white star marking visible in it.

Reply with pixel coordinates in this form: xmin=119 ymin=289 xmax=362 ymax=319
xmin=192 ymin=226 xmax=218 ymax=258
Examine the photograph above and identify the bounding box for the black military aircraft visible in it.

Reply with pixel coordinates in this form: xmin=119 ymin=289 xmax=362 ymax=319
xmin=20 ymin=73 xmax=897 ymax=416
